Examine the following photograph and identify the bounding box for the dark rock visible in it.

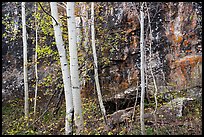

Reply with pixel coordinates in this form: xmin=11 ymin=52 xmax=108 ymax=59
xmin=107 ymin=107 xmax=134 ymax=127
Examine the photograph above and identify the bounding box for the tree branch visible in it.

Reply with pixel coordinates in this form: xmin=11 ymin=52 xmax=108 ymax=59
xmin=146 ymin=3 xmax=158 ymax=134
xmin=27 ymin=89 xmax=57 ymax=128
xmin=38 ymin=2 xmax=58 ymax=26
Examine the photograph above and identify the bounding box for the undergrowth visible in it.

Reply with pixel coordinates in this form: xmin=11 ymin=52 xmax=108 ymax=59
xmin=2 ymin=95 xmax=202 ymax=135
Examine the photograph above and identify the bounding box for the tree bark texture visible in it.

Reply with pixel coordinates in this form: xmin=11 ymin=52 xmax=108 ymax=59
xmin=34 ymin=2 xmax=38 ymax=119
xmin=67 ymin=2 xmax=84 ymax=134
xmin=50 ymin=2 xmax=74 ymax=135
xmin=140 ymin=2 xmax=146 ymax=135
xmin=22 ymin=2 xmax=29 ymax=119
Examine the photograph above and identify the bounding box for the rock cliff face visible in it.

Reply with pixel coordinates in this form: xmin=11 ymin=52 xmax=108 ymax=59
xmin=2 ymin=2 xmax=202 ymax=109
xmin=87 ymin=2 xmax=202 ymax=110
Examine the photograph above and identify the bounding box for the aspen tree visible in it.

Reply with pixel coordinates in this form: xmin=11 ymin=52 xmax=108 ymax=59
xmin=34 ymin=2 xmax=38 ymax=118
xmin=22 ymin=2 xmax=29 ymax=119
xmin=50 ymin=2 xmax=74 ymax=135
xmin=67 ymin=2 xmax=84 ymax=134
xmin=91 ymin=2 xmax=107 ymax=126
xmin=140 ymin=2 xmax=146 ymax=135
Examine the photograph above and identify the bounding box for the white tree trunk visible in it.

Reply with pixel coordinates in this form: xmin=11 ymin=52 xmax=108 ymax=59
xmin=91 ymin=2 xmax=107 ymax=125
xmin=50 ymin=2 xmax=74 ymax=135
xmin=67 ymin=2 xmax=84 ymax=134
xmin=34 ymin=2 xmax=38 ymax=118
xmin=22 ymin=2 xmax=29 ymax=119
xmin=140 ymin=2 xmax=146 ymax=135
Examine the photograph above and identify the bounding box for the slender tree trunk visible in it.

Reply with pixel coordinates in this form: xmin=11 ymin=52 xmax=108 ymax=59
xmin=146 ymin=3 xmax=158 ymax=134
xmin=50 ymin=2 xmax=74 ymax=135
xmin=22 ymin=2 xmax=29 ymax=119
xmin=81 ymin=2 xmax=89 ymax=87
xmin=91 ymin=2 xmax=108 ymax=126
xmin=82 ymin=3 xmax=89 ymax=53
xmin=140 ymin=2 xmax=146 ymax=135
xmin=67 ymin=2 xmax=84 ymax=134
xmin=34 ymin=2 xmax=38 ymax=119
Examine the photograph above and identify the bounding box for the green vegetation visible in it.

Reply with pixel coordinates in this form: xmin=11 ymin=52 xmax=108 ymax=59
xmin=2 ymin=93 xmax=202 ymax=135
xmin=2 ymin=2 xmax=202 ymax=135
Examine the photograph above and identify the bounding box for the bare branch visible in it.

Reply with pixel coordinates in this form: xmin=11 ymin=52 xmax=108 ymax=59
xmin=146 ymin=2 xmax=158 ymax=134
xmin=38 ymin=2 xmax=59 ymax=26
